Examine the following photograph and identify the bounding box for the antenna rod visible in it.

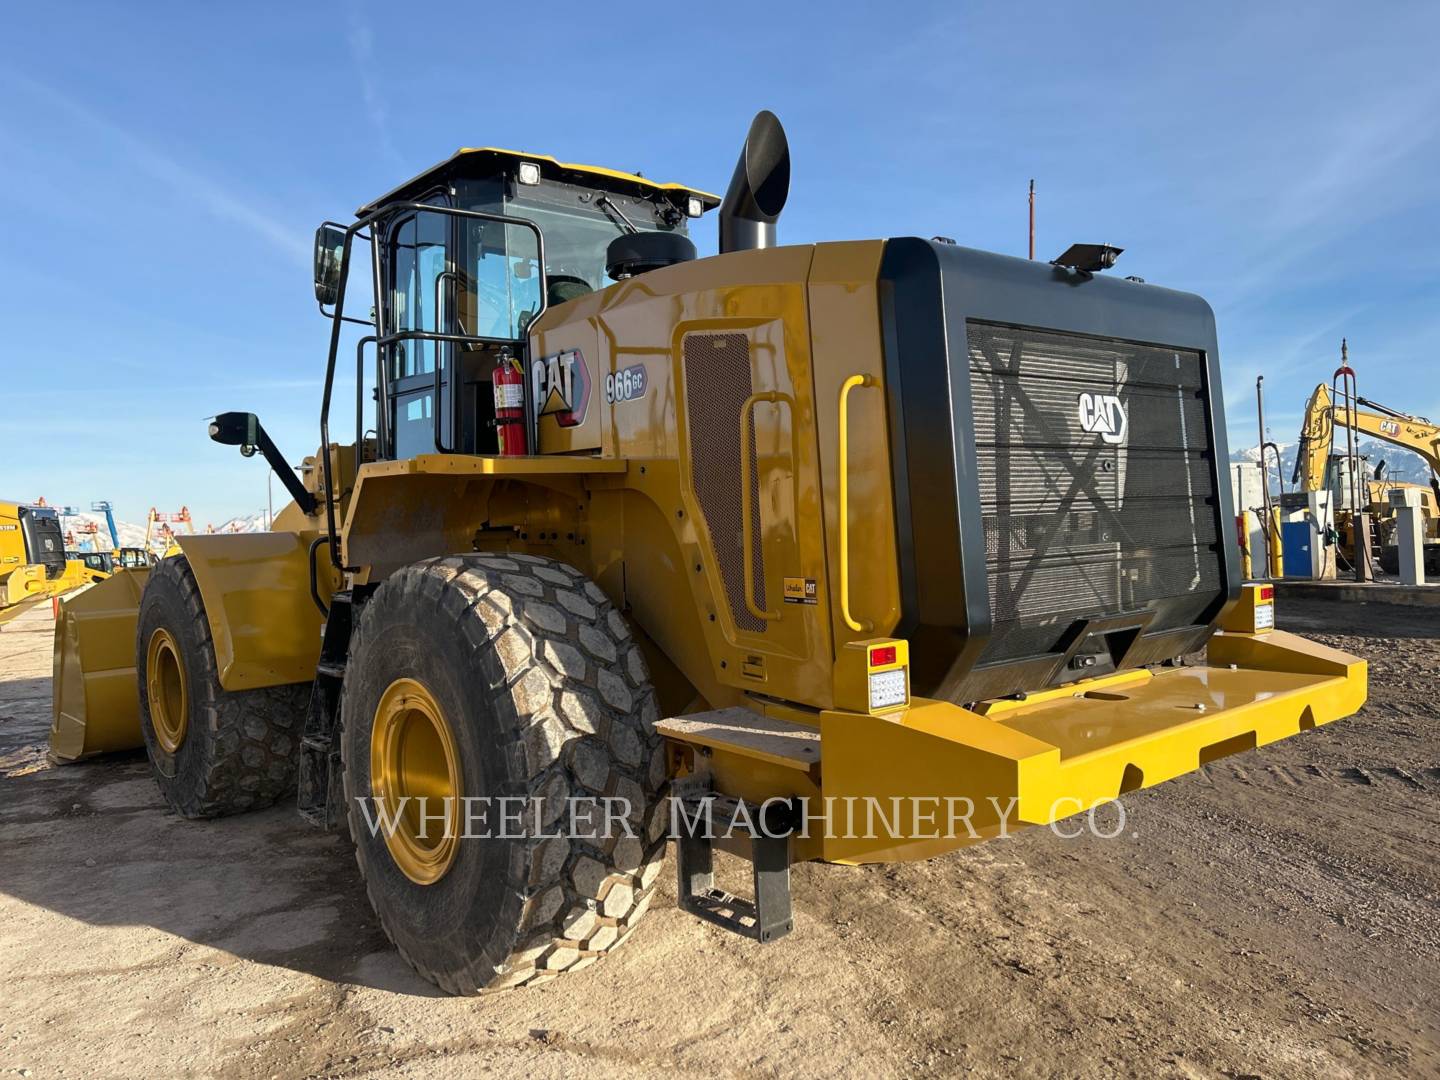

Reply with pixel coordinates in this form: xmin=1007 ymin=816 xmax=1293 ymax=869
xmin=1256 ymin=374 xmax=1271 ymax=499
xmin=1028 ymin=179 xmax=1035 ymax=260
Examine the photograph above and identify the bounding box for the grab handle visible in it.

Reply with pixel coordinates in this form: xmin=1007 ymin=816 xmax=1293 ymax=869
xmin=739 ymin=391 xmax=794 ymax=622
xmin=839 ymin=374 xmax=878 ymax=633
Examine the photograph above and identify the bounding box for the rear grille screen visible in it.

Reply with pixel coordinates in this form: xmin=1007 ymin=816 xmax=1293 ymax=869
xmin=681 ymin=331 xmax=768 ymax=633
xmin=19 ymin=510 xmax=67 ymax=580
xmin=967 ymin=321 xmax=1220 ymax=662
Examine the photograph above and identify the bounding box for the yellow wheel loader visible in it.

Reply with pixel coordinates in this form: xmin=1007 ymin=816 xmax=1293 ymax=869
xmin=1 ymin=500 xmax=96 ymax=623
xmin=66 ymin=549 xmax=115 ymax=581
xmin=52 ymin=112 xmax=1366 ymax=991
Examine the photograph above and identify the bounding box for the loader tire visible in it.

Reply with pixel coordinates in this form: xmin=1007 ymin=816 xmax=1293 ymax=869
xmin=135 ymin=554 xmax=308 ymax=818
xmin=341 ymin=554 xmax=667 ymax=994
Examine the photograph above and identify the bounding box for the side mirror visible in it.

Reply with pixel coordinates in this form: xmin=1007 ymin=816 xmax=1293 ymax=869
xmin=313 ymin=224 xmax=346 ymax=306
xmin=207 ymin=411 xmax=319 ymax=515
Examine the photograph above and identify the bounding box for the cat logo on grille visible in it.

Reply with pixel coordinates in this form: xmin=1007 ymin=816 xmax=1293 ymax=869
xmin=1077 ymin=392 xmax=1128 ymax=445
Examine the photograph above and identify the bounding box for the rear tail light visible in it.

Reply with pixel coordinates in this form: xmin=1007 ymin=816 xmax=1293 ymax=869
xmin=840 ymin=639 xmax=911 ymax=715
xmin=865 ymin=640 xmax=908 ymax=712
xmin=868 ymin=669 xmax=908 ymax=710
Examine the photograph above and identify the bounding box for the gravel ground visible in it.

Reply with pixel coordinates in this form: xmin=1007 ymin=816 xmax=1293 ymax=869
xmin=1 ymin=596 xmax=1436 ymax=1078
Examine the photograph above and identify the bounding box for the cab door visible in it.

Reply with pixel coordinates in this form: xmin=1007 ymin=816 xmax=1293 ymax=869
xmin=386 ymin=198 xmax=455 ymax=459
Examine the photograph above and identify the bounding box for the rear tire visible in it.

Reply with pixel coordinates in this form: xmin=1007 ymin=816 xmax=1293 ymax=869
xmin=135 ymin=555 xmax=308 ymax=818
xmin=341 ymin=554 xmax=667 ymax=994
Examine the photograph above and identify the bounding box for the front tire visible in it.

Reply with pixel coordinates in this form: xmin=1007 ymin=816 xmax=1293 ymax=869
xmin=135 ymin=555 xmax=308 ymax=818
xmin=341 ymin=554 xmax=667 ymax=993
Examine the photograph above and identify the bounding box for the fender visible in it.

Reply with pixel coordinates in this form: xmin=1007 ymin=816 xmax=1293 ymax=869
xmin=341 ymin=454 xmax=622 ymax=580
xmin=174 ymin=531 xmax=338 ymax=691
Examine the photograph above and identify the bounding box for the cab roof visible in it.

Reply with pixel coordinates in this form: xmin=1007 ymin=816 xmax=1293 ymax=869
xmin=357 ymin=147 xmax=722 ymax=216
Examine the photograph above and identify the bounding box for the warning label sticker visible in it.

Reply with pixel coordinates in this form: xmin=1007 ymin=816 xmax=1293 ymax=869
xmin=783 ymin=577 xmax=818 ymax=605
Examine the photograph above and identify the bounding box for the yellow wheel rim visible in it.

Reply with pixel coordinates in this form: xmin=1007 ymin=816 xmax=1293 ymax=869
xmin=370 ymin=678 xmax=463 ymax=885
xmin=146 ymin=627 xmax=189 ymax=754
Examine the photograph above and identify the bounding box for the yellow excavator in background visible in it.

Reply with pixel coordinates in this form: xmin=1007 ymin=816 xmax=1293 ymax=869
xmin=1293 ymin=383 xmax=1440 ymax=571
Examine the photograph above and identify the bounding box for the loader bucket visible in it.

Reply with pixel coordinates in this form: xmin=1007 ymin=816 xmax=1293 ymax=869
xmin=49 ymin=568 xmax=149 ymax=763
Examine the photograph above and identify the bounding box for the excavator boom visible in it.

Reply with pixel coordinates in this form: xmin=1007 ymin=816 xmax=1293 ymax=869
xmin=1295 ymin=382 xmax=1440 ymax=495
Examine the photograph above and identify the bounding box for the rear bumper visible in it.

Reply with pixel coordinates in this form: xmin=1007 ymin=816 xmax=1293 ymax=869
xmin=816 ymin=630 xmax=1365 ymax=863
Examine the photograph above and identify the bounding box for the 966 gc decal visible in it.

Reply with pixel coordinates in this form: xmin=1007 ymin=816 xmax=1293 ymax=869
xmin=605 ymin=364 xmax=647 ymax=405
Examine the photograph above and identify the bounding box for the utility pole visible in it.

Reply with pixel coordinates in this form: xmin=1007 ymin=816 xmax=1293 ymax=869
xmin=1028 ymin=179 xmax=1035 ymax=260
xmin=1256 ymin=375 xmax=1270 ymax=497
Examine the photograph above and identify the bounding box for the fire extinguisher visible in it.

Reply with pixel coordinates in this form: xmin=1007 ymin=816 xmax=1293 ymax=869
xmin=493 ymin=350 xmax=528 ymax=456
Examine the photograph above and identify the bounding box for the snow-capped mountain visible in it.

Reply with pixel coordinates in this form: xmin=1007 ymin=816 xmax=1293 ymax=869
xmin=48 ymin=508 xmax=272 ymax=554
xmin=48 ymin=511 xmax=151 ymax=552
xmin=213 ymin=511 xmax=270 ymax=534
xmin=1230 ymin=436 xmax=1433 ymax=489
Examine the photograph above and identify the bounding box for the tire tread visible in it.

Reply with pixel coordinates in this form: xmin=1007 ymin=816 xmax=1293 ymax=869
xmin=343 ymin=553 xmax=666 ymax=993
xmin=137 ymin=555 xmax=307 ymax=818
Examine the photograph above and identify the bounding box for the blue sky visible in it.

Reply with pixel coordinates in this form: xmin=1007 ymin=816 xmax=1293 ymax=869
xmin=2 ymin=2 xmax=1438 ymax=526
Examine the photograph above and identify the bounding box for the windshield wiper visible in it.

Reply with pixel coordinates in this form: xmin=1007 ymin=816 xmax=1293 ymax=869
xmin=595 ymin=195 xmax=638 ymax=235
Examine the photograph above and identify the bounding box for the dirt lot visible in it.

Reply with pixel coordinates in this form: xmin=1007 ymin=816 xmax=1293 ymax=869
xmin=2 ymin=597 xmax=1437 ymax=1079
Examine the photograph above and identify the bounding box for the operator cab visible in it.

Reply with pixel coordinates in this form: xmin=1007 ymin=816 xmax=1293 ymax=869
xmin=320 ymin=150 xmax=719 ymax=462
xmin=69 ymin=550 xmax=114 ymax=575
xmin=116 ymin=546 xmax=156 ymax=570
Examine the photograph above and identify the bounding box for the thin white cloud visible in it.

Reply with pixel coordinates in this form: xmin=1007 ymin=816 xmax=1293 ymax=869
xmin=1205 ymin=86 xmax=1440 ymax=315
xmin=1 ymin=69 xmax=308 ymax=266
xmin=345 ymin=0 xmax=403 ymax=166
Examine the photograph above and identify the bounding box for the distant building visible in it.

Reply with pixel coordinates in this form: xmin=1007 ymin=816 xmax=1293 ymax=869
xmin=1230 ymin=461 xmax=1265 ymax=513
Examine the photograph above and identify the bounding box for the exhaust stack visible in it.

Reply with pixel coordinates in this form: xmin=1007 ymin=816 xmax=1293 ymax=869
xmin=719 ymin=110 xmax=790 ymax=254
